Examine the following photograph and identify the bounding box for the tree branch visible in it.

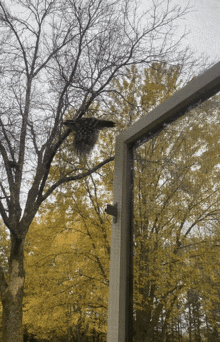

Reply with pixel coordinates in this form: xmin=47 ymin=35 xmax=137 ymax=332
xmin=40 ymin=156 xmax=115 ymax=202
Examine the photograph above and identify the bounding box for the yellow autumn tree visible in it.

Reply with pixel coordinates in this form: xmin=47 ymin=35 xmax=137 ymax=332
xmin=21 ymin=63 xmax=220 ymax=342
xmin=132 ymin=95 xmax=220 ymax=341
xmin=23 ymin=167 xmax=114 ymax=341
xmin=22 ymin=62 xmax=182 ymax=341
xmin=107 ymin=62 xmax=220 ymax=341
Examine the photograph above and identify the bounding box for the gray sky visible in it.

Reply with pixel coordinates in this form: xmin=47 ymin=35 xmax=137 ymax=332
xmin=139 ymin=0 xmax=220 ymax=65
xmin=185 ymin=0 xmax=220 ymax=61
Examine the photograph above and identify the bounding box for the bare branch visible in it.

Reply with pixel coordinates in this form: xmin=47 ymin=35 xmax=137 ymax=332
xmin=41 ymin=156 xmax=115 ymax=202
xmin=0 ymin=2 xmax=29 ymax=75
xmin=0 ymin=0 xmax=203 ymax=247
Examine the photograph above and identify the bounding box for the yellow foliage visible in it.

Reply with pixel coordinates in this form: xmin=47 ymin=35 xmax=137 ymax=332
xmin=20 ymin=64 xmax=220 ymax=340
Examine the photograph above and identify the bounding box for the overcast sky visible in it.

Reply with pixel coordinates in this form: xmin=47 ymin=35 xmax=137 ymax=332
xmin=140 ymin=0 xmax=220 ymax=66
xmin=185 ymin=0 xmax=220 ymax=61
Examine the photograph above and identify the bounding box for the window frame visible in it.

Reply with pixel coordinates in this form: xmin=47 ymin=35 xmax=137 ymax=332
xmin=106 ymin=61 xmax=220 ymax=342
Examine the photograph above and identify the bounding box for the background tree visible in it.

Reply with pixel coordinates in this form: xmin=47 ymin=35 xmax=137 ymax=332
xmin=21 ymin=63 xmax=183 ymax=341
xmin=23 ymin=172 xmax=113 ymax=341
xmin=106 ymin=64 xmax=220 ymax=341
xmin=0 ymin=0 xmax=207 ymax=340
xmin=2 ymin=62 xmax=219 ymax=341
xmin=131 ymin=98 xmax=220 ymax=341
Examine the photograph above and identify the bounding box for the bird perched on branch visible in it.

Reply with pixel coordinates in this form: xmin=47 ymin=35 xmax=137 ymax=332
xmin=63 ymin=118 xmax=115 ymax=156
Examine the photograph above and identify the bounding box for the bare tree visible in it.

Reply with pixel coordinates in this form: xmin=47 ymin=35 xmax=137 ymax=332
xmin=0 ymin=0 xmax=198 ymax=340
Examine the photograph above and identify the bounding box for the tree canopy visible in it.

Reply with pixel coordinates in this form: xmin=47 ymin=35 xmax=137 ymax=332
xmin=0 ymin=0 xmax=210 ymax=341
xmin=6 ymin=63 xmax=219 ymax=342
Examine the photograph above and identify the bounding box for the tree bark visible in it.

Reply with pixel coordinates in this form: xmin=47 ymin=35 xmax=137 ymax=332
xmin=1 ymin=234 xmax=25 ymax=342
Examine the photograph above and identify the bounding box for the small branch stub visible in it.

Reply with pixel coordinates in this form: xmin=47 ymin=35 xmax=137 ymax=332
xmin=105 ymin=203 xmax=118 ymax=223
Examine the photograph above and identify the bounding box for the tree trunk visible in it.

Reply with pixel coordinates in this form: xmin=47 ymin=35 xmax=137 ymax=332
xmin=2 ymin=234 xmax=25 ymax=342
